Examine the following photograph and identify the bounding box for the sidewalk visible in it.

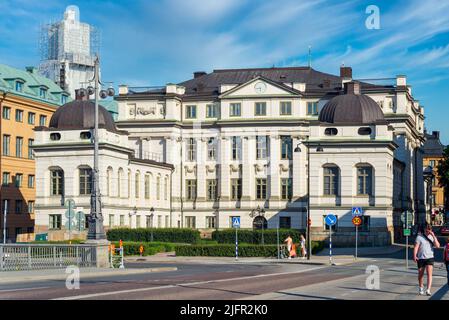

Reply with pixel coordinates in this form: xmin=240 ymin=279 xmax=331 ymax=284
xmin=0 ymin=266 xmax=177 ymax=284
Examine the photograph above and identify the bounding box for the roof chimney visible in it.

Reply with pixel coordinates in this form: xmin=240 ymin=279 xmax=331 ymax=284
xmin=193 ymin=71 xmax=207 ymax=79
xmin=344 ymin=81 xmax=360 ymax=95
xmin=432 ymin=131 xmax=440 ymax=139
xmin=26 ymin=66 xmax=37 ymax=74
xmin=340 ymin=66 xmax=352 ymax=79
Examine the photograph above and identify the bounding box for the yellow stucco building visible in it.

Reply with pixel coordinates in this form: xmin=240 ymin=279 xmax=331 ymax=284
xmin=0 ymin=64 xmax=70 ymax=242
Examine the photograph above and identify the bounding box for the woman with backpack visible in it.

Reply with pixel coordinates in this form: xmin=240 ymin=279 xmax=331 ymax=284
xmin=413 ymin=224 xmax=440 ymax=296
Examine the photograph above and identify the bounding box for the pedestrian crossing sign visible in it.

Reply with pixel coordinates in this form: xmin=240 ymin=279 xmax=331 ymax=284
xmin=352 ymin=207 xmax=363 ymax=217
xmin=232 ymin=217 xmax=241 ymax=228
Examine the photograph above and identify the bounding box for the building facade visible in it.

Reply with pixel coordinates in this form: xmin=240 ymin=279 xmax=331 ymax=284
xmin=0 ymin=63 xmax=69 ymax=242
xmin=115 ymin=66 xmax=426 ymax=245
xmin=423 ymin=130 xmax=447 ymax=225
xmin=39 ymin=5 xmax=99 ymax=99
xmin=33 ymin=98 xmax=173 ymax=241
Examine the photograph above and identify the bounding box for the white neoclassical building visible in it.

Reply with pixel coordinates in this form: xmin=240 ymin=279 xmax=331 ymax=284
xmin=33 ymin=65 xmax=426 ymax=245
xmin=113 ymin=65 xmax=426 ymax=246
xmin=33 ymin=97 xmax=174 ymax=240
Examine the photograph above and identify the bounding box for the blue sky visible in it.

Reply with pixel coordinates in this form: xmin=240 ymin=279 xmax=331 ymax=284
xmin=0 ymin=0 xmax=448 ymax=144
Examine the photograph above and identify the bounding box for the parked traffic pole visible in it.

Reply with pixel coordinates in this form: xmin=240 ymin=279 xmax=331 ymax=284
xmin=406 ymin=234 xmax=409 ymax=269
xmin=235 ymin=228 xmax=238 ymax=261
xmin=3 ymin=200 xmax=7 ymax=244
xmin=277 ymin=221 xmax=280 ymax=260
xmin=355 ymin=225 xmax=358 ymax=260
xmin=329 ymin=226 xmax=333 ymax=265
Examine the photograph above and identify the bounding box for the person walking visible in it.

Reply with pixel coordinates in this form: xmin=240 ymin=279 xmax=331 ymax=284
xmin=299 ymin=234 xmax=307 ymax=259
xmin=444 ymin=237 xmax=449 ymax=287
xmin=284 ymin=235 xmax=293 ymax=259
xmin=413 ymin=224 xmax=440 ymax=296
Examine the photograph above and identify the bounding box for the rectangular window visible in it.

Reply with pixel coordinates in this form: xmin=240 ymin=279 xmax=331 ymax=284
xmin=61 ymin=95 xmax=68 ymax=104
xmin=146 ymin=215 xmax=153 ymax=228
xmin=15 ymin=81 xmax=23 ymax=92
xmin=206 ymin=216 xmax=216 ymax=229
xmin=231 ymin=136 xmax=242 ymax=160
xmin=185 ymin=216 xmax=196 ymax=229
xmin=28 ymin=139 xmax=34 ymax=159
xmin=2 ymin=106 xmax=10 ymax=119
xmin=230 ymin=103 xmax=241 ymax=117
xmin=109 ymin=214 xmax=115 ymax=228
xmin=79 ymin=168 xmax=92 ymax=195
xmin=15 ymin=137 xmax=23 ymax=157
xmin=307 ymin=102 xmax=318 ymax=115
xmin=120 ymin=215 xmax=125 ymax=226
xmin=157 ymin=215 xmax=162 ymax=228
xmin=144 ymin=175 xmax=150 ymax=199
xmin=165 ymin=216 xmax=169 ymax=228
xmin=186 ymin=138 xmax=196 ymax=161
xmin=28 ymin=112 xmax=35 ymax=125
xmin=49 ymin=215 xmax=62 ymax=230
xmin=206 ymin=104 xmax=218 ymax=118
xmin=207 ymin=179 xmax=218 ymax=201
xmin=164 ymin=178 xmax=168 ymax=200
xmin=27 ymin=201 xmax=34 ymax=214
xmin=255 ymin=102 xmax=267 ymax=116
xmin=256 ymin=178 xmax=267 ymax=200
xmin=185 ymin=105 xmax=197 ymax=119
xmin=156 ymin=176 xmax=161 ymax=200
xmin=39 ymin=88 xmax=47 ymax=98
xmin=256 ymin=136 xmax=269 ymax=159
xmin=323 ymin=215 xmax=338 ymax=231
xmin=14 ymin=174 xmax=23 ymax=187
xmin=186 ymin=179 xmax=197 ymax=200
xmin=429 ymin=160 xmax=436 ymax=167
xmin=280 ymin=136 xmax=292 ymax=160
xmin=281 ymin=178 xmax=293 ymax=200
xmin=39 ymin=115 xmax=47 ymax=126
xmin=15 ymin=200 xmax=23 ymax=213
xmin=357 ymin=166 xmax=373 ymax=195
xmin=279 ymin=217 xmax=291 ymax=229
xmin=51 ymin=170 xmax=64 ymax=195
xmin=207 ymin=137 xmax=217 ymax=161
xmin=135 ymin=173 xmax=140 ymax=198
xmin=231 ymin=178 xmax=242 ymax=200
xmin=3 ymin=135 xmax=10 ymax=156
xmin=324 ymin=167 xmax=339 ymax=195
xmin=28 ymin=175 xmax=35 ymax=188
xmin=280 ymin=101 xmax=292 ymax=115
xmin=2 ymin=172 xmax=10 ymax=186
xmin=136 ymin=215 xmax=141 ymax=228
xmin=15 ymin=109 xmax=23 ymax=122
xmin=359 ymin=216 xmax=370 ymax=232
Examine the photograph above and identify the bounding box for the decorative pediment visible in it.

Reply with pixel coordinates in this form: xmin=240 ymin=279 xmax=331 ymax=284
xmin=219 ymin=76 xmax=302 ymax=98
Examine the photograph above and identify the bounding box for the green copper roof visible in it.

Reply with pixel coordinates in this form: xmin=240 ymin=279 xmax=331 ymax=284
xmin=96 ymin=99 xmax=118 ymax=120
xmin=0 ymin=63 xmax=71 ymax=106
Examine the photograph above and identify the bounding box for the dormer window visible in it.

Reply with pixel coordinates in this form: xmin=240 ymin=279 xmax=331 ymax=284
xmin=80 ymin=131 xmax=91 ymax=140
xmin=50 ymin=133 xmax=61 ymax=141
xmin=39 ymin=88 xmax=47 ymax=99
xmin=15 ymin=81 xmax=23 ymax=92
xmin=61 ymin=95 xmax=68 ymax=104
xmin=324 ymin=128 xmax=338 ymax=136
xmin=358 ymin=127 xmax=372 ymax=135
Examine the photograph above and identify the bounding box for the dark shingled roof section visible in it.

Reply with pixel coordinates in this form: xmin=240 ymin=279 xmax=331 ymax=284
xmin=319 ymin=94 xmax=385 ymax=124
xmin=49 ymin=100 xmax=119 ymax=133
xmin=178 ymin=67 xmax=343 ymax=95
xmin=422 ymin=132 xmax=445 ymax=156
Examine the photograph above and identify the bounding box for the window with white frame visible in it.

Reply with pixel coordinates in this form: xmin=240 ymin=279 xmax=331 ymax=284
xmin=207 ymin=137 xmax=217 ymax=160
xmin=186 ymin=179 xmax=197 ymax=200
xmin=230 ymin=103 xmax=241 ymax=117
xmin=255 ymin=102 xmax=267 ymax=116
xmin=280 ymin=101 xmax=292 ymax=115
xmin=206 ymin=104 xmax=218 ymax=118
xmin=256 ymin=136 xmax=269 ymax=159
xmin=357 ymin=165 xmax=373 ymax=196
xmin=256 ymin=178 xmax=267 ymax=200
xmin=207 ymin=179 xmax=218 ymax=201
xmin=231 ymin=136 xmax=242 ymax=160
xmin=186 ymin=138 xmax=196 ymax=161
xmin=185 ymin=105 xmax=197 ymax=119
xmin=323 ymin=166 xmax=339 ymax=196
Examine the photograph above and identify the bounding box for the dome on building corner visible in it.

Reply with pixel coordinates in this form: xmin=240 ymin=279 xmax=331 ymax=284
xmin=49 ymin=99 xmax=119 ymax=133
xmin=319 ymin=82 xmax=385 ymax=125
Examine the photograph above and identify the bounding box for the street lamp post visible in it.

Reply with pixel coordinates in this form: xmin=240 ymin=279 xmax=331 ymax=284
xmin=423 ymin=166 xmax=435 ymax=225
xmin=81 ymin=55 xmax=115 ymax=241
xmin=149 ymin=207 xmax=154 ymax=242
xmin=294 ymin=139 xmax=323 ymax=260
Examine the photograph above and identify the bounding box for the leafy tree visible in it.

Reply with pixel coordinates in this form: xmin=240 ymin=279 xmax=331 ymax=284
xmin=437 ymin=145 xmax=449 ymax=189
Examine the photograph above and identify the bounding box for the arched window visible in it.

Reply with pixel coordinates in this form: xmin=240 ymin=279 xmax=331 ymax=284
xmin=117 ymin=168 xmax=124 ymax=197
xmin=164 ymin=176 xmax=169 ymax=200
xmin=106 ymin=167 xmax=113 ymax=196
xmin=79 ymin=166 xmax=92 ymax=195
xmin=323 ymin=165 xmax=339 ymax=195
xmin=357 ymin=165 xmax=373 ymax=195
xmin=156 ymin=176 xmax=161 ymax=200
xmin=128 ymin=170 xmax=131 ymax=198
xmin=50 ymin=167 xmax=64 ymax=196
xmin=144 ymin=173 xmax=151 ymax=199
xmin=358 ymin=127 xmax=372 ymax=135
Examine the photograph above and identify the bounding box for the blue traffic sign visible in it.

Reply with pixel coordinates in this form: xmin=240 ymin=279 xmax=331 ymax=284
xmin=325 ymin=213 xmax=337 ymax=226
xmin=352 ymin=207 xmax=363 ymax=217
xmin=232 ymin=217 xmax=241 ymax=228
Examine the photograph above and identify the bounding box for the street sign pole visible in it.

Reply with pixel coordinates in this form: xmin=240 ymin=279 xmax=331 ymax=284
xmin=68 ymin=201 xmax=72 ymax=241
xmin=277 ymin=220 xmax=280 ymax=260
xmin=3 ymin=200 xmax=7 ymax=244
xmin=329 ymin=224 xmax=332 ymax=265
xmin=235 ymin=227 xmax=238 ymax=261
xmin=405 ymin=212 xmax=409 ymax=269
xmin=355 ymin=225 xmax=358 ymax=260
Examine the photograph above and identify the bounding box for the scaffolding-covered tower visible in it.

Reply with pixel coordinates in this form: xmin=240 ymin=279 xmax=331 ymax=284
xmin=39 ymin=5 xmax=100 ymax=98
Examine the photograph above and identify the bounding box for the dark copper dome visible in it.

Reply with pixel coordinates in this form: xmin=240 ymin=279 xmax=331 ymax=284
xmin=49 ymin=100 xmax=118 ymax=133
xmin=319 ymin=83 xmax=385 ymax=125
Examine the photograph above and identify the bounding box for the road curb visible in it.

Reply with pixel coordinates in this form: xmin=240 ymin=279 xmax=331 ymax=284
xmin=0 ymin=267 xmax=177 ymax=284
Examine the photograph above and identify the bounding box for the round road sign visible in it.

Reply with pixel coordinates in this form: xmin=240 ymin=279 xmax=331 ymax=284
xmin=352 ymin=216 xmax=362 ymax=226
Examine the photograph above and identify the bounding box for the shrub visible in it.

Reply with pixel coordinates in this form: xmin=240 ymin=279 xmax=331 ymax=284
xmin=111 ymin=241 xmax=181 ymax=256
xmin=212 ymin=229 xmax=304 ymax=244
xmin=107 ymin=228 xmax=201 ymax=244
xmin=175 ymin=241 xmax=324 ymax=257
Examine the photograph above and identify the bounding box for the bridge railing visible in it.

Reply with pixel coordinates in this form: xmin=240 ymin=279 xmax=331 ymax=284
xmin=0 ymin=244 xmax=97 ymax=271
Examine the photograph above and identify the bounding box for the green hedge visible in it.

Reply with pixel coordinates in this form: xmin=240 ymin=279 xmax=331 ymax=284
xmin=111 ymin=241 xmax=182 ymax=256
xmin=212 ymin=229 xmax=304 ymax=244
xmin=175 ymin=241 xmax=324 ymax=257
xmin=107 ymin=228 xmax=201 ymax=244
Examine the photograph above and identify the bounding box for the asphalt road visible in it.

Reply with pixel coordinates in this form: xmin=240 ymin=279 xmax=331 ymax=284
xmin=0 ymin=248 xmax=448 ymax=300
